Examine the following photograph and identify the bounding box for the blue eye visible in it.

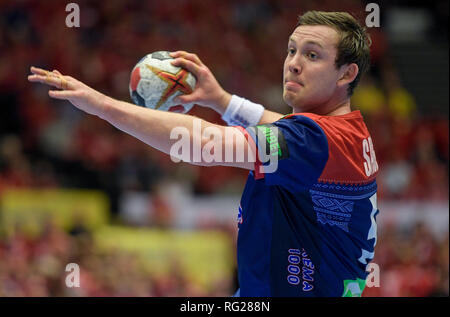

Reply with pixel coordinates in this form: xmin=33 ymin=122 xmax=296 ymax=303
xmin=307 ymin=52 xmax=318 ymax=60
xmin=287 ymin=48 xmax=296 ymax=55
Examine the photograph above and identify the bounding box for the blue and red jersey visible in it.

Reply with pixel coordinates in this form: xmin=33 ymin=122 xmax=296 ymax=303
xmin=235 ymin=110 xmax=379 ymax=297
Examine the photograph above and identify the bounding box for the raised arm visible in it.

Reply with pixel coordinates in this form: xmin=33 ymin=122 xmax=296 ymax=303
xmin=27 ymin=67 xmax=255 ymax=170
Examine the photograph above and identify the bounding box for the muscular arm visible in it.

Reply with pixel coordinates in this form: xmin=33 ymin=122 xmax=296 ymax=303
xmin=102 ymin=97 xmax=254 ymax=169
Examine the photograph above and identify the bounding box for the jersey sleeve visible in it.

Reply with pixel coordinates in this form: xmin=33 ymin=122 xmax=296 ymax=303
xmin=245 ymin=115 xmax=329 ymax=192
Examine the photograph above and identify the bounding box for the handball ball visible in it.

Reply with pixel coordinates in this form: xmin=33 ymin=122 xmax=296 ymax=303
xmin=129 ymin=51 xmax=197 ymax=113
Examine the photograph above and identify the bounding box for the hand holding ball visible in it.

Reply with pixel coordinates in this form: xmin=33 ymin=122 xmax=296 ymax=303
xmin=129 ymin=51 xmax=197 ymax=113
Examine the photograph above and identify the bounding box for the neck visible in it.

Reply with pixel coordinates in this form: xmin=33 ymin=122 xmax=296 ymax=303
xmin=324 ymin=99 xmax=352 ymax=116
xmin=293 ymin=98 xmax=352 ymax=116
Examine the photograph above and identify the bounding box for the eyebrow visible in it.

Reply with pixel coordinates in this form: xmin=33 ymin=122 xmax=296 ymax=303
xmin=289 ymin=37 xmax=324 ymax=49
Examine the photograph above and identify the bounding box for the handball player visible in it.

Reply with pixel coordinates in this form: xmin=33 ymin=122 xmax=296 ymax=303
xmin=28 ymin=11 xmax=379 ymax=297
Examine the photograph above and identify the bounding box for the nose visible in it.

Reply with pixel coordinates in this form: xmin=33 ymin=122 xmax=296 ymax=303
xmin=288 ymin=59 xmax=301 ymax=74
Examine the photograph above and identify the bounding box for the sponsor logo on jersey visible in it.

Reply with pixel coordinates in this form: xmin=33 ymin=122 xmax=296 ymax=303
xmin=249 ymin=124 xmax=289 ymax=161
xmin=287 ymin=248 xmax=315 ymax=292
xmin=342 ymin=278 xmax=366 ymax=297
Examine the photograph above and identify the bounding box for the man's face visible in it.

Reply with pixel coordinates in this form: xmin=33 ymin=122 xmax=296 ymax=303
xmin=283 ymin=25 xmax=344 ymax=112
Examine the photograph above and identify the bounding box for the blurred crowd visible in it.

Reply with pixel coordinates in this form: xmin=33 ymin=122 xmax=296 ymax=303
xmin=363 ymin=222 xmax=449 ymax=297
xmin=0 ymin=218 xmax=447 ymax=297
xmin=0 ymin=220 xmax=233 ymax=297
xmin=0 ymin=0 xmax=448 ymax=297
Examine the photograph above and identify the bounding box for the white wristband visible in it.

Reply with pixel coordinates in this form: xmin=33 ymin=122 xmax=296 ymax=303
xmin=221 ymin=95 xmax=265 ymax=128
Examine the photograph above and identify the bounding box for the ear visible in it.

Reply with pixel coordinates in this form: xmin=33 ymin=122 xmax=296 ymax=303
xmin=337 ymin=63 xmax=359 ymax=88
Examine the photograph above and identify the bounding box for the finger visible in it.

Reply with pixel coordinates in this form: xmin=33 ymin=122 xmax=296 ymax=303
xmin=59 ymin=76 xmax=70 ymax=90
xmin=170 ymin=51 xmax=203 ymax=66
xmin=30 ymin=67 xmax=67 ymax=84
xmin=30 ymin=66 xmax=51 ymax=76
xmin=28 ymin=74 xmax=58 ymax=86
xmin=174 ymin=93 xmax=197 ymax=104
xmin=48 ymin=90 xmax=76 ymax=99
xmin=170 ymin=51 xmax=188 ymax=58
xmin=28 ymin=74 xmax=66 ymax=90
xmin=170 ymin=58 xmax=202 ymax=77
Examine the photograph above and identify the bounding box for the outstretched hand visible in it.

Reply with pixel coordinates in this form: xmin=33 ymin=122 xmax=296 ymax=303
xmin=27 ymin=67 xmax=110 ymax=117
xmin=170 ymin=51 xmax=231 ymax=115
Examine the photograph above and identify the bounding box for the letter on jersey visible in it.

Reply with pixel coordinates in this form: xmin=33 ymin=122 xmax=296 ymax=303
xmin=363 ymin=137 xmax=378 ymax=177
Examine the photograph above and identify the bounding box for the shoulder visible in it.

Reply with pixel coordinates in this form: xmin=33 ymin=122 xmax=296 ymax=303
xmin=281 ymin=111 xmax=370 ymax=140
